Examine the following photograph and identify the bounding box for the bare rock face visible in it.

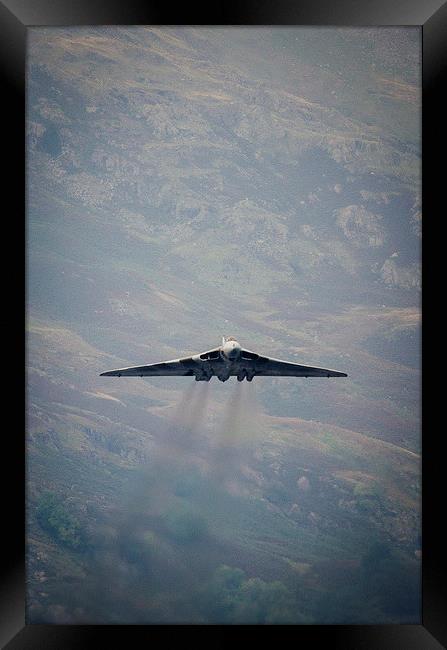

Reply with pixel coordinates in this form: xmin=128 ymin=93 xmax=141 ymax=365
xmin=26 ymin=27 xmax=421 ymax=625
xmin=380 ymin=257 xmax=421 ymax=290
xmin=335 ymin=205 xmax=386 ymax=248
xmin=297 ymin=475 xmax=310 ymax=492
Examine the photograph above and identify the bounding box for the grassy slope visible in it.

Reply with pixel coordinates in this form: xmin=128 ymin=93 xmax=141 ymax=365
xmin=26 ymin=27 xmax=421 ymax=623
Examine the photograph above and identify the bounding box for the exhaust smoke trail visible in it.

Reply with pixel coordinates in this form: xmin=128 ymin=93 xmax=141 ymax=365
xmin=77 ymin=380 xmax=265 ymax=622
xmin=210 ymin=381 xmax=263 ymax=485
xmin=108 ymin=384 xmax=213 ymax=583
xmin=165 ymin=381 xmax=211 ymax=455
xmin=216 ymin=381 xmax=262 ymax=444
xmin=183 ymin=381 xmax=211 ymax=432
xmin=171 ymin=381 xmax=210 ymax=430
xmin=122 ymin=380 xmax=263 ymax=539
xmin=171 ymin=382 xmax=197 ymax=427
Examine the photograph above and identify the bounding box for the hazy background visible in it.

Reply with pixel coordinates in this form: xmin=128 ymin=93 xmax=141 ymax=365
xmin=26 ymin=27 xmax=421 ymax=624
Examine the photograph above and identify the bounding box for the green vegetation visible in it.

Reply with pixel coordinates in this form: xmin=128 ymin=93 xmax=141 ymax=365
xmin=354 ymin=482 xmax=382 ymax=513
xmin=28 ymin=441 xmax=420 ymax=624
xmin=36 ymin=491 xmax=87 ymax=551
xmin=27 ymin=25 xmax=421 ymax=624
xmin=360 ymin=543 xmax=420 ymax=620
xmin=311 ymin=541 xmax=420 ymax=623
xmin=164 ymin=504 xmax=208 ymax=542
xmin=200 ymin=565 xmax=303 ymax=624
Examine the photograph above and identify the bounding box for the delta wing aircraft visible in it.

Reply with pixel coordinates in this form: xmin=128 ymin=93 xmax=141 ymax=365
xmin=100 ymin=336 xmax=347 ymax=382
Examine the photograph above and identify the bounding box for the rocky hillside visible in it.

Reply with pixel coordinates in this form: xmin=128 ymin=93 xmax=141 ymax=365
xmin=26 ymin=27 xmax=421 ymax=624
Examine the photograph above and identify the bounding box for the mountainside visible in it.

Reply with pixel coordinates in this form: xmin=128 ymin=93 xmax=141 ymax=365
xmin=26 ymin=27 xmax=421 ymax=624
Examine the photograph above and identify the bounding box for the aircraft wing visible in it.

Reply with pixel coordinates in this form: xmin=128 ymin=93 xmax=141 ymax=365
xmin=100 ymin=346 xmax=347 ymax=379
xmin=100 ymin=348 xmax=221 ymax=377
xmin=240 ymin=349 xmax=347 ymax=378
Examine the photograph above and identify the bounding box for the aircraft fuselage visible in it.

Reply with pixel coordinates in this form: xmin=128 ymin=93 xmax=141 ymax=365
xmin=196 ymin=338 xmax=253 ymax=382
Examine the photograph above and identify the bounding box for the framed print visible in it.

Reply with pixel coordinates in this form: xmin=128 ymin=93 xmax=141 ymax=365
xmin=1 ymin=0 xmax=445 ymax=647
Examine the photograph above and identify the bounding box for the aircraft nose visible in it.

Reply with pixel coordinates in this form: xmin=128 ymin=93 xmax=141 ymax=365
xmin=223 ymin=341 xmax=241 ymax=359
xmin=229 ymin=343 xmax=241 ymax=358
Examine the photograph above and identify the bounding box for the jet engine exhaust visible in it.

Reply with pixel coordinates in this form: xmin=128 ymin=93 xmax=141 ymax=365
xmin=207 ymin=381 xmax=262 ymax=486
xmin=171 ymin=381 xmax=210 ymax=433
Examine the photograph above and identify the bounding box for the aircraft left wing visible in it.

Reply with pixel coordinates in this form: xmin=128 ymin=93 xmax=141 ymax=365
xmin=100 ymin=348 xmax=221 ymax=377
xmin=240 ymin=349 xmax=347 ymax=378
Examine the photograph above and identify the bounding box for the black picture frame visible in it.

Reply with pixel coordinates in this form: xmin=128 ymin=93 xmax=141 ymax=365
xmin=2 ymin=1 xmax=444 ymax=647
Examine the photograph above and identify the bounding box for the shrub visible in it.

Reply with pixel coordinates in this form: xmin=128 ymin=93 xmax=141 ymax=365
xmin=36 ymin=491 xmax=86 ymax=550
xmin=203 ymin=564 xmax=303 ymax=624
xmin=164 ymin=505 xmax=208 ymax=542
